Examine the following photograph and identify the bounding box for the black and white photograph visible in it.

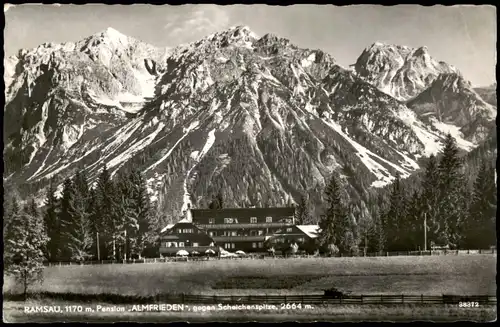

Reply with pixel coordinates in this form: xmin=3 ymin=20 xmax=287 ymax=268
xmin=3 ymin=3 xmax=497 ymax=323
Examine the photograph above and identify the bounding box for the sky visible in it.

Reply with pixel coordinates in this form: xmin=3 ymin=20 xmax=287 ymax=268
xmin=4 ymin=4 xmax=497 ymax=87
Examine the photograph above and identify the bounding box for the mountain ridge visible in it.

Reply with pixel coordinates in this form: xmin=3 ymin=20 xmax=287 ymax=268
xmin=3 ymin=26 xmax=496 ymax=223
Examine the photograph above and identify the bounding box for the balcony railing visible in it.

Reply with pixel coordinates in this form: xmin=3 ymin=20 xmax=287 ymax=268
xmin=196 ymin=222 xmax=292 ymax=230
xmin=213 ymin=235 xmax=268 ymax=242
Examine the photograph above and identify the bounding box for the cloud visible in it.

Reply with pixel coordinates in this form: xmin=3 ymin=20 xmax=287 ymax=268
xmin=163 ymin=5 xmax=231 ymax=44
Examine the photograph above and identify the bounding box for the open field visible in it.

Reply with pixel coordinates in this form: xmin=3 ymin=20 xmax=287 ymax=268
xmin=4 ymin=255 xmax=496 ymax=296
xmin=3 ymin=300 xmax=497 ymax=322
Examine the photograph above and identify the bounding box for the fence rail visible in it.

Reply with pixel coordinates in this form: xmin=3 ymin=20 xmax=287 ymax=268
xmin=43 ymin=248 xmax=497 ymax=266
xmin=4 ymin=291 xmax=496 ymax=306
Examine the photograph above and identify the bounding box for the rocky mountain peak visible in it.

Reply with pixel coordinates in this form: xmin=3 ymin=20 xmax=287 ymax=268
xmin=354 ymin=42 xmax=457 ymax=101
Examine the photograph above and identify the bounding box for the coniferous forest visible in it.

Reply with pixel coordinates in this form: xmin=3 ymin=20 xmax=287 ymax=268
xmin=3 ymin=133 xmax=497 ymax=264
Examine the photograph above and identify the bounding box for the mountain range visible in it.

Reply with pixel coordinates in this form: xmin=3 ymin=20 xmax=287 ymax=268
xmin=3 ymin=26 xmax=497 ymax=222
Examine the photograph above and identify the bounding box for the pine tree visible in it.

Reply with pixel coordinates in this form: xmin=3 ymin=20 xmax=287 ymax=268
xmin=63 ymin=170 xmax=93 ymax=262
xmin=58 ymin=178 xmax=78 ymax=261
xmin=94 ymin=165 xmax=117 ymax=259
xmin=385 ymin=173 xmax=408 ymax=251
xmin=420 ymin=154 xmax=440 ymax=248
xmin=318 ymin=173 xmax=350 ymax=255
xmin=43 ymin=178 xmax=60 ymax=262
xmin=4 ymin=198 xmax=49 ymax=300
xmin=294 ymin=194 xmax=310 ymax=225
xmin=466 ymin=159 xmax=497 ymax=248
xmin=437 ymin=134 xmax=467 ymax=249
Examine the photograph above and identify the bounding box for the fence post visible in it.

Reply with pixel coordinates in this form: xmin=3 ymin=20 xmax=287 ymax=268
xmin=386 ymin=252 xmax=389 ymax=257
xmin=154 ymin=258 xmax=157 ymax=263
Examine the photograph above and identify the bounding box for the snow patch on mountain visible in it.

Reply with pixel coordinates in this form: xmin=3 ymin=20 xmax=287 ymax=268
xmin=396 ymin=107 xmax=442 ymax=156
xmin=145 ymin=121 xmax=200 ymax=173
xmin=301 ymin=53 xmax=316 ymax=68
xmin=323 ymin=119 xmax=409 ymax=187
xmin=181 ymin=129 xmax=217 ymax=212
xmin=108 ymin=122 xmax=165 ymax=177
xmin=430 ymin=119 xmax=475 ymax=151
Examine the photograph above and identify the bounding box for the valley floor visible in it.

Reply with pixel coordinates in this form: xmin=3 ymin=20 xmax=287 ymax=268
xmin=3 ymin=255 xmax=496 ymax=296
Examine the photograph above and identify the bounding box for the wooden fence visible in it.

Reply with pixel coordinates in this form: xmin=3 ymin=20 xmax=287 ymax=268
xmin=5 ymin=291 xmax=496 ymax=306
xmin=43 ymin=248 xmax=497 ymax=266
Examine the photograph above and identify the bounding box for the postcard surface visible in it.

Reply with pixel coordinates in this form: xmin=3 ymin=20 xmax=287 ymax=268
xmin=3 ymin=4 xmax=496 ymax=323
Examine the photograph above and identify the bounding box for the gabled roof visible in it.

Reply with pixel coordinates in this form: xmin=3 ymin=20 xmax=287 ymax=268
xmin=160 ymin=219 xmax=195 ymax=234
xmin=296 ymin=225 xmax=320 ymax=239
xmin=160 ymin=224 xmax=175 ymax=234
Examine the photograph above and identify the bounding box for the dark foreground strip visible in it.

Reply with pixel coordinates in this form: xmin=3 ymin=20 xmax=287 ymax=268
xmin=3 ymin=292 xmax=497 ymax=305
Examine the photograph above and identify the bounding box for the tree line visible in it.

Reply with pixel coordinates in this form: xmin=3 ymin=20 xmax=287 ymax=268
xmin=313 ymin=134 xmax=496 ymax=255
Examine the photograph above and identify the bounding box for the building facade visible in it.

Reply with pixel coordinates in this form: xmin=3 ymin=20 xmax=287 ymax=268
xmin=159 ymin=221 xmax=217 ymax=256
xmin=159 ymin=207 xmax=320 ymax=255
xmin=191 ymin=207 xmax=295 ymax=252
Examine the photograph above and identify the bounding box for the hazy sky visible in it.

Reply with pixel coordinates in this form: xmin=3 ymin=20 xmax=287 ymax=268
xmin=4 ymin=4 xmax=496 ymax=87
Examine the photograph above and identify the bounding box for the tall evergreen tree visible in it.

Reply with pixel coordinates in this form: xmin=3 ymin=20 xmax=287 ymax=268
xmin=466 ymin=159 xmax=497 ymax=248
xmin=419 ymin=154 xmax=440 ymax=248
xmin=94 ymin=165 xmax=117 ymax=259
xmin=58 ymin=178 xmax=78 ymax=261
xmin=4 ymin=198 xmax=49 ymax=300
xmin=318 ymin=173 xmax=351 ymax=255
xmin=294 ymin=194 xmax=310 ymax=225
xmin=43 ymin=178 xmax=60 ymax=262
xmin=385 ymin=173 xmax=408 ymax=251
xmin=437 ymin=134 xmax=467 ymax=249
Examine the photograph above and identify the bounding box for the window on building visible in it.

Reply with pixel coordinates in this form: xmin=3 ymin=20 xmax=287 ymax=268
xmin=179 ymin=242 xmax=184 ymax=247
xmin=250 ymin=217 xmax=257 ymax=223
xmin=286 ymin=228 xmax=293 ymax=232
xmin=230 ymin=231 xmax=237 ymax=236
xmin=209 ymin=218 xmax=215 ymax=224
xmin=224 ymin=218 xmax=234 ymax=224
xmin=193 ymin=243 xmax=199 ymax=247
xmin=231 ymin=243 xmax=236 ymax=249
xmin=258 ymin=230 xmax=263 ymax=236
xmin=252 ymin=243 xmax=257 ymax=248
xmin=209 ymin=231 xmax=214 ymax=237
xmin=297 ymin=238 xmax=304 ymax=243
xmin=266 ymin=216 xmax=273 ymax=223
xmin=258 ymin=242 xmax=263 ymax=248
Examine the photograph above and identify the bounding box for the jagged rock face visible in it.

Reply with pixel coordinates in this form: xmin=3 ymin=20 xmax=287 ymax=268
xmin=3 ymin=26 xmax=492 ymax=221
xmin=407 ymin=74 xmax=497 ymax=144
xmin=4 ymin=28 xmax=170 ymax=176
xmin=353 ymin=42 xmax=457 ymax=101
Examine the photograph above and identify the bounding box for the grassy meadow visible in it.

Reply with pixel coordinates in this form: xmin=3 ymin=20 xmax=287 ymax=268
xmin=3 ymin=255 xmax=496 ymax=296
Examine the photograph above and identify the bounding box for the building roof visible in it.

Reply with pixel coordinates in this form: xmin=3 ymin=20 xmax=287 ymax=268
xmin=160 ymin=224 xmax=175 ymax=234
xmin=296 ymin=225 xmax=320 ymax=239
xmin=160 ymin=220 xmax=195 ymax=234
xmin=191 ymin=207 xmax=295 ymax=219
